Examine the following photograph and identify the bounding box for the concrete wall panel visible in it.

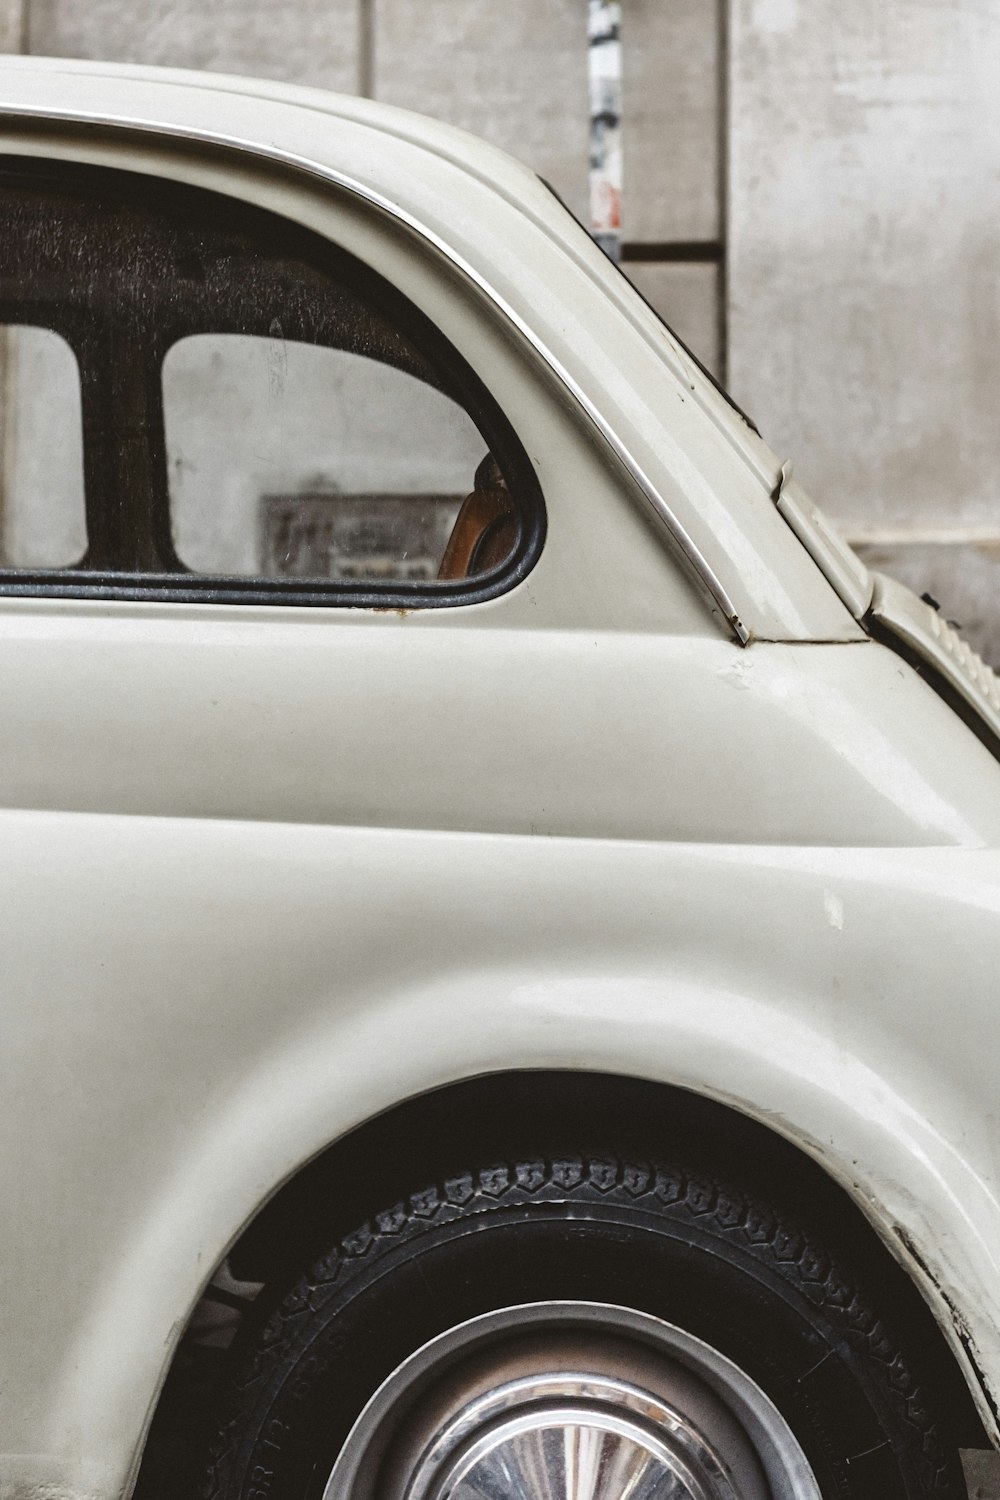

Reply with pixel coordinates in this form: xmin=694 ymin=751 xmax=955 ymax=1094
xmin=728 ymin=0 xmax=1000 ymax=536
xmin=0 ymin=0 xmax=23 ymax=51
xmin=374 ymin=0 xmax=720 ymax=246
xmin=373 ymin=0 xmax=589 ymax=220
xmin=625 ymin=261 xmax=720 ymax=376
xmin=622 ymin=0 xmax=718 ymax=244
xmin=28 ymin=0 xmax=360 ymax=93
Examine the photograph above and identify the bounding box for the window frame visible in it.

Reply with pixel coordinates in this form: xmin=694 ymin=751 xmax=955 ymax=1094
xmin=0 ymin=156 xmax=546 ymax=609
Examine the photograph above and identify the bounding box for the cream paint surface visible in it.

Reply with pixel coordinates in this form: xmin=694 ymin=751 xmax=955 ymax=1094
xmin=3 ymin=818 xmax=1000 ymax=1500
xmin=0 ymin=612 xmax=992 ymax=846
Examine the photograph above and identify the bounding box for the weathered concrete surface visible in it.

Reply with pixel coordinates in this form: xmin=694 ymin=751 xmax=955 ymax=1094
xmin=963 ymin=1448 xmax=1000 ymax=1500
xmin=373 ymin=0 xmax=720 ymax=248
xmin=622 ymin=0 xmax=718 ymax=243
xmin=28 ymin=0 xmax=361 ymax=93
xmin=373 ymin=0 xmax=589 ymax=221
xmin=728 ymin=0 xmax=1000 ymax=537
xmin=624 ymin=261 xmax=720 ymax=376
xmin=0 ymin=0 xmax=23 ymax=52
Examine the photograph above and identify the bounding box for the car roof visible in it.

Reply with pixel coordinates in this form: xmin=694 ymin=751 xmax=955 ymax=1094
xmin=0 ymin=56 xmax=855 ymax=643
xmin=0 ymin=54 xmax=553 ymax=207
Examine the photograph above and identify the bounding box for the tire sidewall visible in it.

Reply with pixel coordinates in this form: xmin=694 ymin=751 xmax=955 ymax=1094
xmin=213 ymin=1185 xmax=939 ymax=1500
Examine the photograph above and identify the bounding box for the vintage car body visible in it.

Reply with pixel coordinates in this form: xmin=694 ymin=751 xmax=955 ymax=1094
xmin=0 ymin=54 xmax=998 ymax=1500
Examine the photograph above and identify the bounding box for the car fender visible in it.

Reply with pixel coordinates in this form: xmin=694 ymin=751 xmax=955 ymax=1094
xmin=5 ymin=816 xmax=998 ymax=1500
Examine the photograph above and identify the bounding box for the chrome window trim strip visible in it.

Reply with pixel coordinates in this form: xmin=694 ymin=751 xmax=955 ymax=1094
xmin=0 ymin=102 xmax=749 ymax=643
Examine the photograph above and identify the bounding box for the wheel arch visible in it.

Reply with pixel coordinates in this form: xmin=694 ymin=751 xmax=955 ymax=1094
xmin=136 ymin=1067 xmax=986 ymax=1500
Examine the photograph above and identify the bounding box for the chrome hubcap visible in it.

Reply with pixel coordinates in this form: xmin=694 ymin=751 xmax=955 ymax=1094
xmin=404 ymin=1371 xmax=740 ymax=1500
xmin=323 ymin=1303 xmax=822 ymax=1500
xmin=433 ymin=1412 xmax=711 ymax=1499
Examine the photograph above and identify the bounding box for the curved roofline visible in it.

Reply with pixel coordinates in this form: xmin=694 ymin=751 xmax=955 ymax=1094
xmin=0 ymin=53 xmax=545 ymax=198
xmin=0 ymin=64 xmax=750 ymax=641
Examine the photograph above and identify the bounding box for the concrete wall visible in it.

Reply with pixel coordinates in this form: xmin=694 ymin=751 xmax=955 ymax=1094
xmin=729 ymin=0 xmax=1000 ymax=662
xmin=4 ymin=0 xmax=1000 ymax=663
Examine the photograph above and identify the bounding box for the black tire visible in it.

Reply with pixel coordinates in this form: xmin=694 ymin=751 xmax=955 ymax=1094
xmin=201 ymin=1149 xmax=965 ymax=1499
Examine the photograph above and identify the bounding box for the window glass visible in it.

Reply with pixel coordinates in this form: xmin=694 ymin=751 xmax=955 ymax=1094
xmin=0 ymin=324 xmax=86 ymax=567
xmin=0 ymin=157 xmax=542 ymax=602
xmin=163 ymin=335 xmax=488 ymax=582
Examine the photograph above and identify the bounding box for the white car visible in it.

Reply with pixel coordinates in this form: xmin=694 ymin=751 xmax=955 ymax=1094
xmin=0 ymin=55 xmax=997 ymax=1500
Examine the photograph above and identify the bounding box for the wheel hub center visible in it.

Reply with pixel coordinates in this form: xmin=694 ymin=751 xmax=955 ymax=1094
xmin=424 ymin=1403 xmax=720 ymax=1499
xmin=403 ymin=1375 xmax=738 ymax=1500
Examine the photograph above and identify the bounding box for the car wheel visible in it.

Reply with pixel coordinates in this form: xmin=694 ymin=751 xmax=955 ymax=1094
xmin=201 ymin=1150 xmax=965 ymax=1499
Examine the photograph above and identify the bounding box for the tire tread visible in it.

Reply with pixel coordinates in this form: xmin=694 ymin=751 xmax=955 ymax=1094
xmin=200 ymin=1152 xmax=962 ymax=1499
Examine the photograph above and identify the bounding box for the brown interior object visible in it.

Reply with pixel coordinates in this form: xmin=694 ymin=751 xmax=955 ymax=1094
xmin=437 ymin=487 xmax=517 ymax=580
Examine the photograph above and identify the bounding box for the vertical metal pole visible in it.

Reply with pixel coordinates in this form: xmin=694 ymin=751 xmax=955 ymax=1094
xmin=588 ymin=0 xmax=623 ymax=263
xmin=358 ymin=0 xmax=375 ymax=99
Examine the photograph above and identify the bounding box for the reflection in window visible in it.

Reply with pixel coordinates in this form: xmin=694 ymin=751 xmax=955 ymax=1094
xmin=0 ymin=325 xmax=86 ymax=567
xmin=162 ymin=334 xmax=502 ymax=582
